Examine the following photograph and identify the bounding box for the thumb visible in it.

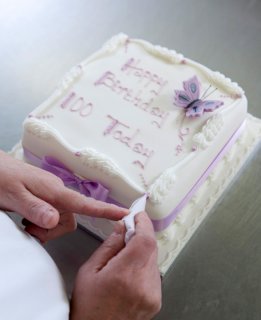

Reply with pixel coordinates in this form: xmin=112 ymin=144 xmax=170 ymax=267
xmin=14 ymin=190 xmax=59 ymax=229
xmin=86 ymin=222 xmax=126 ymax=272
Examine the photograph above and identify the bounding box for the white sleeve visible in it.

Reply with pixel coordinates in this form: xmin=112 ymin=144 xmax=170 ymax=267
xmin=0 ymin=211 xmax=69 ymax=320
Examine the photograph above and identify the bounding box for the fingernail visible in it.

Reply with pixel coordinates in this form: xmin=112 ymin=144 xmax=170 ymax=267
xmin=121 ymin=208 xmax=129 ymax=216
xmin=42 ymin=208 xmax=55 ymax=227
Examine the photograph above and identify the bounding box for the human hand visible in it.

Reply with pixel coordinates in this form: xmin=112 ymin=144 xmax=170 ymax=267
xmin=70 ymin=212 xmax=162 ymax=320
xmin=0 ymin=150 xmax=127 ymax=242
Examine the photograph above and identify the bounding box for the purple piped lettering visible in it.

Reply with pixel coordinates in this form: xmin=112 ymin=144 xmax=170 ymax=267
xmin=59 ymin=92 xmax=94 ymax=118
xmin=61 ymin=92 xmax=76 ymax=109
xmin=103 ymin=115 xmax=154 ymax=169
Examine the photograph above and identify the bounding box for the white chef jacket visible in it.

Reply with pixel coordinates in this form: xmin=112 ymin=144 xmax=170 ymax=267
xmin=0 ymin=211 xmax=69 ymax=320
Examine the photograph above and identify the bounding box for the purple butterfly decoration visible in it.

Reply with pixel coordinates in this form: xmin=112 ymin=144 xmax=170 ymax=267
xmin=174 ymin=76 xmax=224 ymax=117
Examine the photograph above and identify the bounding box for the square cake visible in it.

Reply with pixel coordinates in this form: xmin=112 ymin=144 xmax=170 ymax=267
xmin=21 ymin=34 xmax=258 ymax=274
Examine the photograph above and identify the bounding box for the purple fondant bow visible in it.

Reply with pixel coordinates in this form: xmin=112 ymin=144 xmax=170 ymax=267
xmin=41 ymin=156 xmax=109 ymax=201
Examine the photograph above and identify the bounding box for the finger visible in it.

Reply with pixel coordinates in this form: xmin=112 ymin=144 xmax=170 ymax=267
xmin=25 ymin=212 xmax=77 ymax=243
xmin=27 ymin=175 xmax=128 ymax=221
xmin=134 ymin=211 xmax=155 ymax=236
xmin=85 ymin=222 xmax=126 ymax=273
xmin=56 ymin=188 xmax=129 ymax=220
xmin=24 ymin=167 xmax=128 ymax=220
xmin=113 ymin=212 xmax=158 ymax=268
xmin=12 ymin=189 xmax=59 ymax=229
xmin=25 ymin=225 xmax=48 ymax=244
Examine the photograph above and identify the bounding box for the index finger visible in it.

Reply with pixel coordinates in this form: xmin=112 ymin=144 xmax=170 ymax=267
xmin=55 ymin=187 xmax=128 ymax=220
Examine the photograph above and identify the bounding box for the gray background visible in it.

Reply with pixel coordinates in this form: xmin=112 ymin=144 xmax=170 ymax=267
xmin=0 ymin=0 xmax=261 ymax=319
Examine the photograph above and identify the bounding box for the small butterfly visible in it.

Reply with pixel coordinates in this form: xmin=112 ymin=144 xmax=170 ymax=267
xmin=174 ymin=75 xmax=224 ymax=117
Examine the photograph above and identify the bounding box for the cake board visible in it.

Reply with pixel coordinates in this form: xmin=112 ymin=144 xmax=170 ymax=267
xmin=9 ymin=114 xmax=261 ymax=275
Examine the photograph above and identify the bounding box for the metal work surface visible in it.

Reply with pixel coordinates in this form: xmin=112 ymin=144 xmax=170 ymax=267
xmin=0 ymin=1 xmax=261 ymax=319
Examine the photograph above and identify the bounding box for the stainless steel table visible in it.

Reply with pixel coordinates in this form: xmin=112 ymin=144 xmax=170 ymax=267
xmin=1 ymin=1 xmax=261 ymax=319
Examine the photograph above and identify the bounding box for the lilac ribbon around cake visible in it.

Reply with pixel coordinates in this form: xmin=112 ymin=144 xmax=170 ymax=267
xmin=23 ymin=149 xmax=109 ymax=201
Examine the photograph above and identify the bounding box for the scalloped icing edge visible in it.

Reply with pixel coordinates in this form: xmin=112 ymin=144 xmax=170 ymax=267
xmin=23 ymin=118 xmax=144 ymax=192
xmin=78 ymin=148 xmax=122 ymax=177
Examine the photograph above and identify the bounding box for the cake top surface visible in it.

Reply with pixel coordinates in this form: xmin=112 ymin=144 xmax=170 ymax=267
xmin=23 ymin=33 xmax=246 ymax=210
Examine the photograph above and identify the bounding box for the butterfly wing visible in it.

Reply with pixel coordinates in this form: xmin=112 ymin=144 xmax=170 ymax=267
xmin=185 ymin=100 xmax=204 ymax=117
xmin=201 ymin=100 xmax=224 ymax=112
xmin=174 ymin=90 xmax=192 ymax=108
xmin=174 ymin=76 xmax=200 ymax=108
xmin=183 ymin=76 xmax=200 ymax=101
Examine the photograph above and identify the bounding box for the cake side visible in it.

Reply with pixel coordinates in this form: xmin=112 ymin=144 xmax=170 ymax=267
xmin=76 ymin=114 xmax=261 ymax=274
xmin=22 ymin=34 xmax=247 ymax=229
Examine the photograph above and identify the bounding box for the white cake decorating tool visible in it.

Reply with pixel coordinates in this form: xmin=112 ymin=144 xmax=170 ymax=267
xmin=122 ymin=193 xmax=147 ymax=244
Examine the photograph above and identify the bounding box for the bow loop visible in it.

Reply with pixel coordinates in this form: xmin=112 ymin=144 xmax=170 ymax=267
xmin=41 ymin=156 xmax=109 ymax=201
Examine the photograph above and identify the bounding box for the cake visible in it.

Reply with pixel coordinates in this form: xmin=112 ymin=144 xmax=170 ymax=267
xmin=20 ymin=34 xmax=261 ymax=274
